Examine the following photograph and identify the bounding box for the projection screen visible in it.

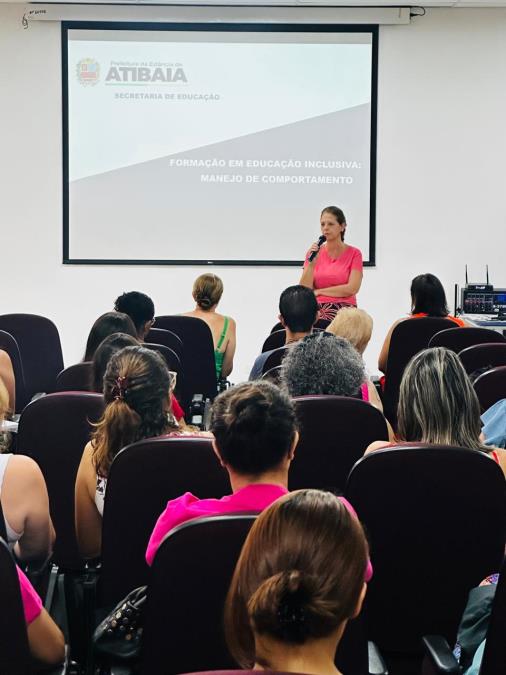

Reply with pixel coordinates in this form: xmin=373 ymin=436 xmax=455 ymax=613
xmin=63 ymin=23 xmax=377 ymax=265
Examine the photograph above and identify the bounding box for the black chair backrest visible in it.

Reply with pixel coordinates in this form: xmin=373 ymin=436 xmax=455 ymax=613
xmin=428 ymin=326 xmax=505 ymax=352
xmin=382 ymin=318 xmax=456 ymax=426
xmin=141 ymin=514 xmax=257 ymax=675
xmin=0 ymin=538 xmax=32 ymax=674
xmin=143 ymin=342 xmax=181 ymax=373
xmin=143 ymin=514 xmax=370 ymax=675
xmin=261 ymin=365 xmax=283 ymax=384
xmin=55 ymin=362 xmax=93 ymax=392
xmin=16 ymin=392 xmax=105 ymax=569
xmin=262 ymin=346 xmax=289 ymax=374
xmin=473 ymin=366 xmax=506 ymax=412
xmin=153 ymin=316 xmax=217 ymax=410
xmin=290 ymin=396 xmax=389 ymax=492
xmin=345 ymin=445 xmax=506 ymax=656
xmin=480 ymin=557 xmax=506 ymax=675
xmin=0 ymin=314 xmax=64 ymax=399
xmin=458 ymin=343 xmax=506 ymax=377
xmin=145 ymin=327 xmax=183 ymax=359
xmin=0 ymin=330 xmax=29 ymax=413
xmin=99 ymin=436 xmax=229 ymax=607
xmin=270 ymin=320 xmax=329 ymax=334
xmin=261 ymin=329 xmax=286 ymax=353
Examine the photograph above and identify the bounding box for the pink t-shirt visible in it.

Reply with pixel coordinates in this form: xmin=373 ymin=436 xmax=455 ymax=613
xmin=17 ymin=566 xmax=43 ymax=624
xmin=146 ymin=484 xmax=288 ymax=566
xmin=304 ymin=245 xmax=363 ymax=305
xmin=146 ymin=484 xmax=373 ymax=582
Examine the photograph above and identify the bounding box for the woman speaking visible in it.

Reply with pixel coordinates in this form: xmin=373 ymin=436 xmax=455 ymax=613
xmin=300 ymin=206 xmax=363 ymax=321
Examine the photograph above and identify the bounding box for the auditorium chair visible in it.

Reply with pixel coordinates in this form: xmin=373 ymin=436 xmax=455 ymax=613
xmin=473 ymin=365 xmax=506 ymax=412
xmin=16 ymin=392 xmax=105 ymax=570
xmin=289 ymin=396 xmax=389 ymax=492
xmin=262 ymin=327 xmax=323 ymax=353
xmin=382 ymin=317 xmax=456 ymax=428
xmin=261 ymin=328 xmax=287 ymax=352
xmin=261 ymin=346 xmax=289 ymax=374
xmin=143 ymin=341 xmax=181 ymax=372
xmin=140 ymin=515 xmax=383 ymax=675
xmin=261 ymin=365 xmax=283 ymax=384
xmin=98 ymin=436 xmax=229 ymax=607
xmin=152 ymin=316 xmax=217 ymax=410
xmin=0 ymin=329 xmax=29 ymax=412
xmin=55 ymin=362 xmax=93 ymax=392
xmin=345 ymin=445 xmax=506 ymax=675
xmin=145 ymin=327 xmax=183 ymax=359
xmin=0 ymin=313 xmax=64 ymax=400
xmin=428 ymin=326 xmax=505 ymax=353
xmin=422 ymin=557 xmax=506 ymax=675
xmin=458 ymin=342 xmax=506 ymax=378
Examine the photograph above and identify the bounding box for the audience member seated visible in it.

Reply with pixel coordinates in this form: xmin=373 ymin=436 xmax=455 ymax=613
xmin=15 ymin=565 xmax=66 ymax=665
xmin=366 ymin=347 xmax=506 ymax=475
xmin=378 ymin=273 xmax=468 ymax=374
xmin=91 ymin=332 xmax=186 ymax=423
xmin=183 ymin=273 xmax=236 ymax=379
xmin=145 ymin=380 xmax=298 ymax=565
xmin=326 ymin=307 xmax=383 ymax=411
xmin=0 ymin=349 xmax=15 ymax=415
xmin=281 ymin=332 xmax=366 ymax=400
xmin=114 ymin=290 xmax=155 ymax=341
xmin=225 ymin=489 xmax=371 ymax=674
xmin=83 ymin=311 xmax=137 ymax=362
xmin=75 ymin=346 xmax=183 ymax=559
xmin=481 ymin=399 xmax=506 ymax=449
xmin=250 ymin=285 xmax=319 ymax=380
xmin=0 ymin=377 xmax=64 ymax=664
xmin=0 ymin=376 xmax=55 ymax=561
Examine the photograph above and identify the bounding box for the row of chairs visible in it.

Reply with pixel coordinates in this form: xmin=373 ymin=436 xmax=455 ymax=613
xmin=12 ymin=389 xmax=506 ymax=673
xmin=0 ymin=313 xmax=222 ymax=414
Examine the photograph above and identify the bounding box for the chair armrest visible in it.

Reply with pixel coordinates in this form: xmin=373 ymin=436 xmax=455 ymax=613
xmin=368 ymin=641 xmax=389 ymax=675
xmin=422 ymin=635 xmax=461 ymax=675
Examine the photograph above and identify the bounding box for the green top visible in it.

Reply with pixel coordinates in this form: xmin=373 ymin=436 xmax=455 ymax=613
xmin=214 ymin=316 xmax=230 ymax=380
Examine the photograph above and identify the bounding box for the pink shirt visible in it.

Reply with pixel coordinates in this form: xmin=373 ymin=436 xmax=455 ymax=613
xmin=146 ymin=484 xmax=373 ymax=582
xmin=146 ymin=484 xmax=288 ymax=566
xmin=305 ymin=245 xmax=363 ymax=305
xmin=17 ymin=566 xmax=43 ymax=624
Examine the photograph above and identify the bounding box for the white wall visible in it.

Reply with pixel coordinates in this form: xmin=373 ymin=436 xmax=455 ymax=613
xmin=1 ymin=4 xmax=506 ymax=380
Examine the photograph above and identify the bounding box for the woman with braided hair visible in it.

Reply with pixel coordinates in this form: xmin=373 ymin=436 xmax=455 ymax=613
xmin=75 ymin=346 xmax=181 ymax=558
xmin=225 ymin=489 xmax=371 ymax=675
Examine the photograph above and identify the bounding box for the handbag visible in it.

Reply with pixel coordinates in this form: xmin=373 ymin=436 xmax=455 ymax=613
xmin=93 ymin=585 xmax=147 ymax=661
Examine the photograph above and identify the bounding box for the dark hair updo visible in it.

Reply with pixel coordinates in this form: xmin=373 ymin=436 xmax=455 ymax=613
xmin=210 ymin=381 xmax=297 ymax=475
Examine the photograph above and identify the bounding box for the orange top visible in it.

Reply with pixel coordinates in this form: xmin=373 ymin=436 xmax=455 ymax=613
xmin=411 ymin=312 xmax=466 ymax=327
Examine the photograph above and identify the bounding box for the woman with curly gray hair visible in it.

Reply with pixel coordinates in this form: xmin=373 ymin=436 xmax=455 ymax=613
xmin=280 ymin=332 xmax=367 ymax=399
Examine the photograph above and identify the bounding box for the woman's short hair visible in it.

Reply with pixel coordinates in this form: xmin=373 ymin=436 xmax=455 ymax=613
xmin=210 ymin=381 xmax=297 ymax=475
xmin=410 ymin=273 xmax=449 ymax=317
xmin=225 ymin=489 xmax=368 ymax=668
xmin=192 ymin=274 xmax=224 ymax=310
xmin=326 ymin=307 xmax=373 ymax=355
xmin=281 ymin=333 xmax=365 ymax=398
xmin=84 ymin=312 xmax=137 ymax=361
xmin=114 ymin=291 xmax=155 ymax=335
xmin=398 ymin=347 xmax=488 ymax=451
xmin=321 ymin=206 xmax=346 ymax=241
xmin=91 ymin=332 xmax=140 ymax=393
xmin=91 ymin=346 xmax=176 ymax=476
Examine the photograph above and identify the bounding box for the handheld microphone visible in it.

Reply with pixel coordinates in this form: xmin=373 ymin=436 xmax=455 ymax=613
xmin=308 ymin=235 xmax=326 ymax=262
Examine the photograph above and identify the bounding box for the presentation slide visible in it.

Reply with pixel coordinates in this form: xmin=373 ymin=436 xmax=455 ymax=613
xmin=64 ymin=26 xmax=376 ymax=264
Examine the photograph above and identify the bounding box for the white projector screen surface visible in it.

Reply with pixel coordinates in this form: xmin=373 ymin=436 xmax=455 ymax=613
xmin=64 ymin=24 xmax=377 ymax=265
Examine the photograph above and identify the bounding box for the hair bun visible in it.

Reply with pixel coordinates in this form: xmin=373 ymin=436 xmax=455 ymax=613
xmin=248 ymin=570 xmax=319 ymax=644
xmin=230 ymin=392 xmax=269 ymax=433
xmin=197 ymin=295 xmax=213 ymax=310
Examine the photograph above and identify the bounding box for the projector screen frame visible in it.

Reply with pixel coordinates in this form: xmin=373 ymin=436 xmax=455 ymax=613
xmin=62 ymin=20 xmax=378 ymax=267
